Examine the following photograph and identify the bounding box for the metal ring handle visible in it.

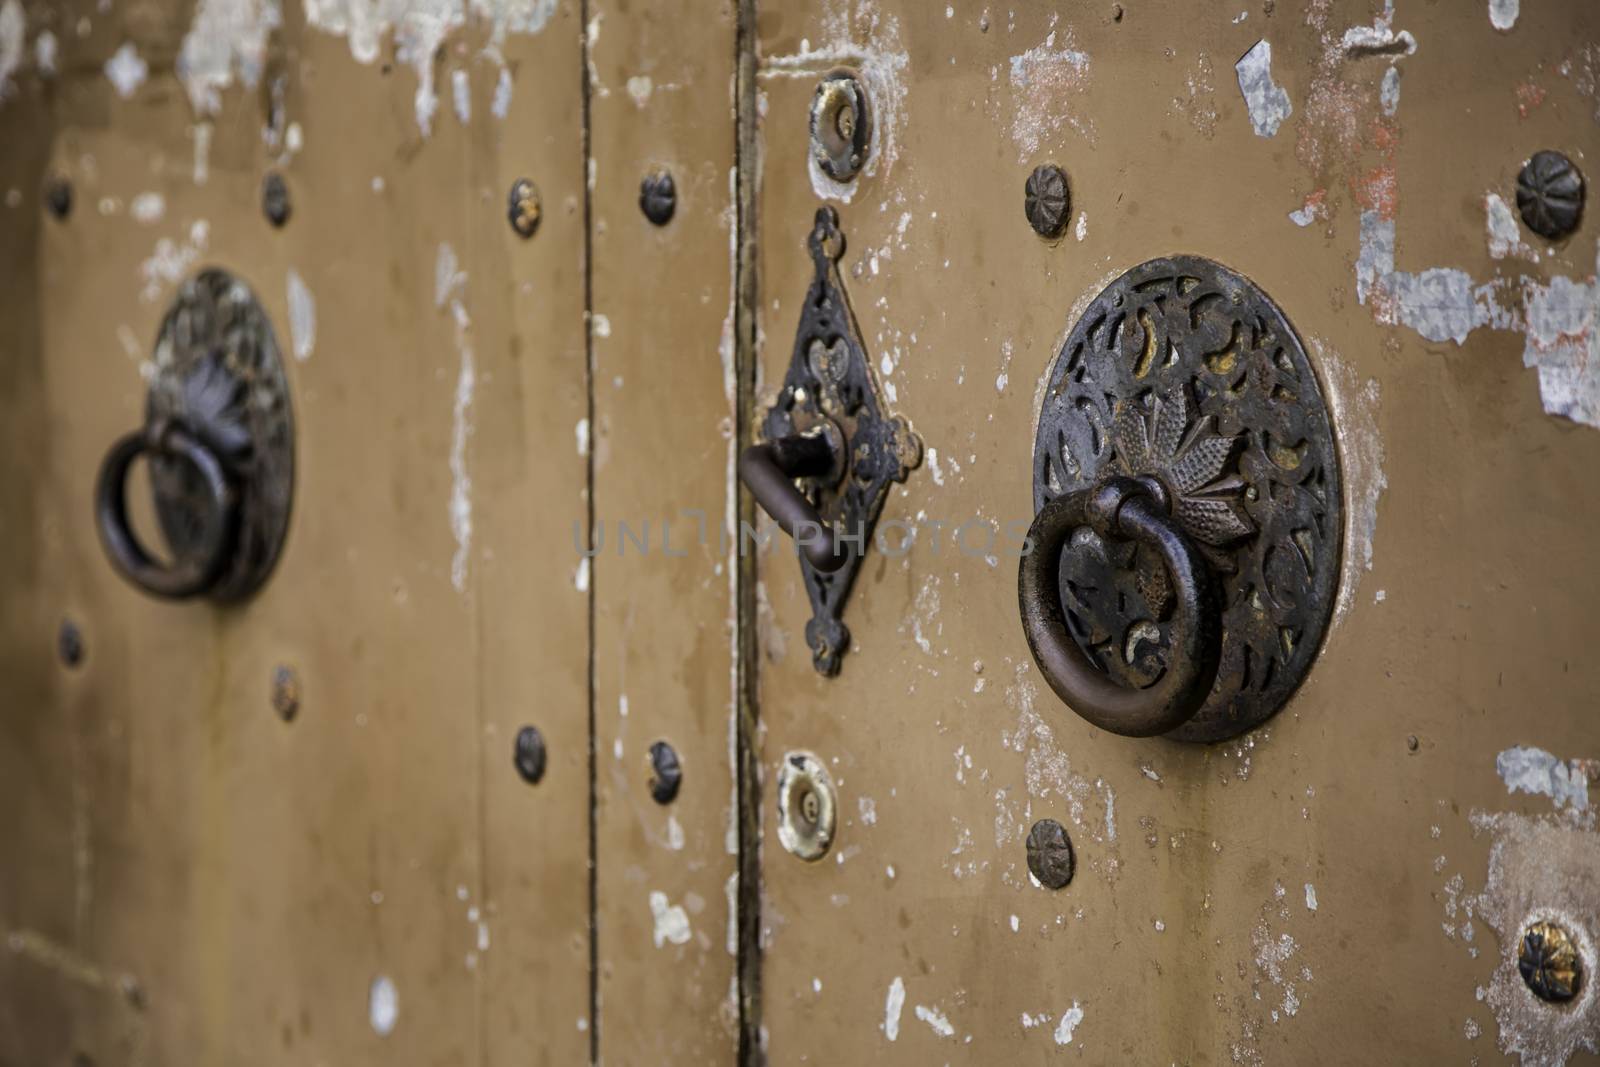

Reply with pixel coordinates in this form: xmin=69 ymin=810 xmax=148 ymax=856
xmin=1018 ymin=476 xmax=1222 ymax=737
xmin=94 ymin=422 xmax=239 ymax=599
xmin=737 ymin=430 xmax=847 ymax=573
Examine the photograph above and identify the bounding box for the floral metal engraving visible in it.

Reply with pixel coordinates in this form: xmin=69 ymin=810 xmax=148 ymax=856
xmin=762 ymin=207 xmax=921 ymax=675
xmin=1032 ymin=256 xmax=1342 ymax=741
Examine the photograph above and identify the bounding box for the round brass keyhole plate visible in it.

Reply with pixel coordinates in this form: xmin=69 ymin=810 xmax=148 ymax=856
xmin=776 ymin=750 xmax=837 ymax=862
xmin=809 ymin=71 xmax=872 ymax=183
xmin=1031 ymin=256 xmax=1342 ymax=742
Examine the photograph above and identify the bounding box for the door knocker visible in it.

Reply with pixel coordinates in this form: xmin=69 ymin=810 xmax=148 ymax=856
xmin=1019 ymin=257 xmax=1342 ymax=741
xmin=94 ymin=269 xmax=295 ymax=601
xmin=738 ymin=207 xmax=921 ymax=676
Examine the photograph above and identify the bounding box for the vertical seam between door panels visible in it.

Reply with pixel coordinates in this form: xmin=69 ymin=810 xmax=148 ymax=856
xmin=733 ymin=0 xmax=763 ymax=1062
xmin=580 ymin=1 xmax=600 ymax=1061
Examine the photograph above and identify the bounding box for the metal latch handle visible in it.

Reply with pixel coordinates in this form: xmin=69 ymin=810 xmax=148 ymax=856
xmin=737 ymin=429 xmax=848 ymax=573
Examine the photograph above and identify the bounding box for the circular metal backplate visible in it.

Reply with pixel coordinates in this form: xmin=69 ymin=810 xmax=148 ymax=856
xmin=1032 ymin=256 xmax=1342 ymax=742
xmin=146 ymin=268 xmax=295 ymax=602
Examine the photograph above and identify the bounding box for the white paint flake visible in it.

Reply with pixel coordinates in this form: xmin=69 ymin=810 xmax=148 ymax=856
xmin=451 ymin=67 xmax=470 ymax=123
xmin=1074 ymin=211 xmax=1087 ymax=241
xmin=648 ymin=890 xmax=691 ymax=947
xmin=1234 ymin=40 xmax=1290 ymax=138
xmin=1304 ymin=883 xmax=1318 ymax=911
xmin=437 ymin=243 xmax=475 ymax=593
xmin=105 ymin=42 xmax=149 ymax=98
xmin=915 ymin=1004 xmax=955 ymax=1038
xmin=884 ymin=976 xmax=906 ymax=1041
xmin=130 ymin=192 xmax=165 ymax=224
xmin=1054 ymin=1002 xmax=1084 ymax=1045
xmin=368 ymin=975 xmax=398 ymax=1036
xmin=303 ymin=0 xmax=556 ymax=136
xmin=1489 ymin=0 xmax=1519 ymax=31
xmin=491 ymin=66 xmax=513 ymax=118
xmin=178 ymin=0 xmax=280 ymax=114
xmin=1486 ymin=193 xmax=1535 ymax=261
xmin=1379 ymin=64 xmax=1401 ymax=116
xmin=193 ymin=123 xmax=212 ymax=184
xmin=1315 ymin=341 xmax=1386 ymax=625
xmin=0 ymin=0 xmax=22 ymax=96
xmin=140 ymin=221 xmax=210 ymax=303
xmin=1010 ymin=914 xmax=1020 ymax=932
xmin=1496 ymin=746 xmax=1591 ymax=810
xmin=286 ymin=268 xmax=316 ymax=361
xmin=34 ymin=29 xmax=57 ymax=78
xmin=626 ymin=74 xmax=652 ymax=107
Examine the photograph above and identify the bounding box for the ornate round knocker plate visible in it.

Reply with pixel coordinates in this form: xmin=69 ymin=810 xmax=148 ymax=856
xmin=1031 ymin=256 xmax=1342 ymax=742
xmin=145 ymin=269 xmax=295 ymax=601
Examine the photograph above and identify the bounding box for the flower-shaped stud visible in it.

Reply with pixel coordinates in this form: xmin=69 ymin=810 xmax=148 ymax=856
xmin=1111 ymin=385 xmax=1254 ymax=614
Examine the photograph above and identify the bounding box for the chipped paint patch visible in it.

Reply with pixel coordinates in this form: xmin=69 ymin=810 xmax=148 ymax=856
xmin=1053 ymin=1002 xmax=1084 ymax=1045
xmin=491 ymin=67 xmax=513 ymax=118
xmin=884 ymin=975 xmax=905 ymax=1040
xmin=1314 ymin=340 xmax=1385 ymax=628
xmin=648 ymin=890 xmax=691 ymax=948
xmin=1304 ymin=883 xmax=1318 ymax=911
xmin=436 ymin=243 xmax=475 ymax=593
xmin=1489 ymin=0 xmax=1519 ymax=31
xmin=0 ymin=0 xmax=22 ymax=96
xmin=1288 ymin=189 xmax=1327 ymax=227
xmin=1496 ymin=746 xmax=1592 ymax=810
xmin=1522 ymin=264 xmax=1600 ymax=429
xmin=178 ymin=0 xmax=280 ymax=115
xmin=915 ymin=1004 xmax=955 ymax=1038
xmin=451 ymin=68 xmax=470 ymax=123
xmin=286 ymin=268 xmax=316 ymax=361
xmin=304 ymin=0 xmax=556 ymax=135
xmin=368 ymin=974 xmax=398 ymax=1035
xmin=1007 ymin=18 xmax=1094 ymax=160
xmin=761 ymin=6 xmax=908 ymax=204
xmin=1486 ymin=192 xmax=1536 ymax=261
xmin=34 ymin=30 xmax=57 ymax=78
xmin=130 ymin=192 xmax=165 ymax=224
xmin=1357 ymin=209 xmax=1513 ymax=345
xmin=626 ymin=74 xmax=652 ymax=107
xmin=1468 ymin=809 xmax=1599 ymax=1063
xmin=105 ymin=43 xmax=149 ymax=99
xmin=1379 ymin=65 xmax=1401 ymax=116
xmin=1235 ymin=40 xmax=1291 ymax=138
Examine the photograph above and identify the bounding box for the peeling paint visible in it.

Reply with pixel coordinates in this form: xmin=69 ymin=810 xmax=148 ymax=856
xmin=491 ymin=66 xmax=513 ymax=118
xmin=178 ymin=0 xmax=280 ymax=115
xmin=140 ymin=221 xmax=210 ymax=303
xmin=1489 ymin=0 xmax=1519 ymax=31
xmin=105 ymin=42 xmax=149 ymax=99
xmin=914 ymin=1003 xmax=955 ymax=1038
xmin=33 ymin=30 xmax=56 ymax=78
xmin=1304 ymin=883 xmax=1318 ymax=911
xmin=648 ymin=890 xmax=691 ymax=948
xmin=304 ymin=0 xmax=555 ymax=135
xmin=761 ymin=4 xmax=908 ymax=204
xmin=368 ymin=974 xmax=398 ymax=1036
xmin=1235 ymin=40 xmax=1291 ymax=138
xmin=451 ymin=67 xmax=470 ymax=123
xmin=1007 ymin=17 xmax=1094 ymax=160
xmin=1379 ymin=64 xmax=1401 ymax=116
xmin=130 ymin=192 xmax=165 ymax=224
xmin=1486 ymin=193 xmax=1537 ymax=261
xmin=1311 ymin=341 xmax=1384 ymax=627
xmin=884 ymin=975 xmax=905 ymax=1041
xmin=437 ymin=243 xmax=474 ymax=593
xmin=286 ymin=268 xmax=316 ymax=361
xmin=1496 ymin=746 xmax=1592 ymax=810
xmin=1053 ymin=1002 xmax=1084 ymax=1045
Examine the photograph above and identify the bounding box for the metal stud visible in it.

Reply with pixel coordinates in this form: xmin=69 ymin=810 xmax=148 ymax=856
xmin=1517 ymin=151 xmax=1584 ymax=240
xmin=648 ymin=740 xmax=682 ymax=804
xmin=776 ymin=750 xmax=836 ymax=861
xmin=57 ymin=619 xmax=84 ymax=668
xmin=262 ymin=172 xmax=291 ymax=228
xmin=44 ymin=176 xmax=72 ymax=220
xmin=513 ymin=725 xmax=547 ymax=784
xmin=1519 ymin=920 xmax=1583 ymax=1002
xmin=809 ymin=71 xmax=872 ymax=183
xmin=639 ymin=169 xmax=676 ymax=226
xmin=270 ymin=665 xmax=300 ymax=722
xmin=1026 ymin=818 xmax=1075 ymax=889
xmin=507 ymin=178 xmax=541 ymax=239
xmin=1024 ymin=164 xmax=1071 ymax=239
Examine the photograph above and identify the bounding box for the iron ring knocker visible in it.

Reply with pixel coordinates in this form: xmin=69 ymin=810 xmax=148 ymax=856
xmin=1018 ymin=476 xmax=1224 ymax=738
xmin=94 ymin=419 xmax=240 ymax=600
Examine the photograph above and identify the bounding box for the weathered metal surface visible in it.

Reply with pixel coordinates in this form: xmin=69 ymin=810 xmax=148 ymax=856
xmin=1029 ymin=255 xmax=1342 ymax=741
xmin=754 ymin=207 xmax=922 ymax=676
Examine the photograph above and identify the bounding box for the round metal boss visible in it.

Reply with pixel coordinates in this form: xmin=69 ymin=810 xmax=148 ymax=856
xmin=147 ymin=269 xmax=296 ymax=602
xmin=809 ymin=71 xmax=871 ymax=183
xmin=776 ymin=750 xmax=837 ymax=861
xmin=1030 ymin=256 xmax=1342 ymax=742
